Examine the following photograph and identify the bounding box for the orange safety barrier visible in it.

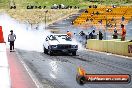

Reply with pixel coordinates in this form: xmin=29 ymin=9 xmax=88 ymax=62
xmin=0 ymin=26 xmax=5 ymax=43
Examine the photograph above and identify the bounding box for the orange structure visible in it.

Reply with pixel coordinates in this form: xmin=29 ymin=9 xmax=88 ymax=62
xmin=0 ymin=26 xmax=5 ymax=43
xmin=73 ymin=6 xmax=132 ymax=31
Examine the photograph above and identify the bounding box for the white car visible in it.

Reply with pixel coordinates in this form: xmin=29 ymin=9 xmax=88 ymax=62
xmin=43 ymin=34 xmax=78 ymax=55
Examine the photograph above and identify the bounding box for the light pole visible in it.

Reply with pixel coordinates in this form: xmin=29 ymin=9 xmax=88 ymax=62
xmin=105 ymin=11 xmax=108 ymax=40
xmin=105 ymin=0 xmax=110 ymax=40
xmin=45 ymin=10 xmax=48 ymax=30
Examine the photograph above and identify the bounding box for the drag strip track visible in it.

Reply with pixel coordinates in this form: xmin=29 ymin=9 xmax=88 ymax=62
xmin=16 ymin=49 xmax=132 ymax=88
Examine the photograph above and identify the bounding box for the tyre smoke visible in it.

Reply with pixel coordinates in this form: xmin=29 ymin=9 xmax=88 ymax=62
xmin=0 ymin=13 xmax=51 ymax=52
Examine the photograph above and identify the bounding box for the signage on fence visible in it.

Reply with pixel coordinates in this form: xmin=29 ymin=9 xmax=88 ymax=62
xmin=128 ymin=45 xmax=132 ymax=53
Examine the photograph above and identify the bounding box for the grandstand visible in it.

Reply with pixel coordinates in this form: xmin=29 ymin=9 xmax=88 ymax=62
xmin=73 ymin=6 xmax=132 ymax=31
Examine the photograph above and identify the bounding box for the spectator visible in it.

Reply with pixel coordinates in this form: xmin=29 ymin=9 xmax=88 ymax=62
xmin=89 ymin=5 xmax=92 ymax=8
xmin=66 ymin=5 xmax=69 ymax=9
xmin=91 ymin=12 xmax=94 ymax=16
xmin=89 ymin=30 xmax=96 ymax=39
xmin=98 ymin=19 xmax=102 ymax=24
xmin=58 ymin=4 xmax=65 ymax=9
xmin=122 ymin=15 xmax=125 ymax=22
xmin=93 ymin=5 xmax=97 ymax=8
xmin=106 ymin=9 xmax=112 ymax=12
xmin=10 ymin=2 xmax=16 ymax=9
xmin=27 ymin=6 xmax=34 ymax=9
xmin=79 ymin=31 xmax=85 ymax=36
xmin=38 ymin=6 xmax=41 ymax=9
xmin=99 ymin=31 xmax=103 ymax=40
xmin=58 ymin=4 xmax=61 ymax=9
xmin=112 ymin=30 xmax=118 ymax=39
xmin=74 ymin=6 xmax=77 ymax=9
xmin=90 ymin=18 xmax=93 ymax=22
xmin=85 ymin=10 xmax=88 ymax=13
xmin=112 ymin=5 xmax=116 ymax=8
xmin=111 ymin=17 xmax=115 ymax=21
xmin=60 ymin=4 xmax=65 ymax=9
xmin=51 ymin=4 xmax=58 ymax=9
xmin=86 ymin=18 xmax=89 ymax=22
xmin=93 ymin=5 xmax=95 ymax=8
xmin=96 ymin=11 xmax=99 ymax=15
xmin=34 ymin=6 xmax=38 ymax=9
xmin=10 ymin=5 xmax=16 ymax=9
xmin=121 ymin=24 xmax=126 ymax=41
xmin=79 ymin=31 xmax=87 ymax=47
xmin=67 ymin=31 xmax=72 ymax=37
xmin=69 ymin=6 xmax=72 ymax=9
xmin=43 ymin=6 xmax=46 ymax=9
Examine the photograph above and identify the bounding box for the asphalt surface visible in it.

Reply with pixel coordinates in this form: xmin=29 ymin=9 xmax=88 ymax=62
xmin=16 ymin=49 xmax=132 ymax=88
xmin=7 ymin=49 xmax=37 ymax=88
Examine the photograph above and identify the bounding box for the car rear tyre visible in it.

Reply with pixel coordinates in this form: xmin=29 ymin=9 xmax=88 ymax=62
xmin=72 ymin=51 xmax=76 ymax=56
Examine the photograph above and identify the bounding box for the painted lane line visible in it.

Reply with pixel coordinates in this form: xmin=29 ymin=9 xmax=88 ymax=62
xmin=15 ymin=51 xmax=43 ymax=88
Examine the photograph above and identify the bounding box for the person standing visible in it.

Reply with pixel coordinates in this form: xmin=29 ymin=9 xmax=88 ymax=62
xmin=78 ymin=31 xmax=84 ymax=44
xmin=113 ymin=30 xmax=118 ymax=39
xmin=121 ymin=24 xmax=126 ymax=41
xmin=8 ymin=30 xmax=16 ymax=52
xmin=122 ymin=15 xmax=125 ymax=22
xmin=79 ymin=31 xmax=85 ymax=36
xmin=79 ymin=31 xmax=86 ymax=47
xmin=67 ymin=31 xmax=72 ymax=37
xmin=89 ymin=30 xmax=96 ymax=39
xmin=99 ymin=31 xmax=103 ymax=40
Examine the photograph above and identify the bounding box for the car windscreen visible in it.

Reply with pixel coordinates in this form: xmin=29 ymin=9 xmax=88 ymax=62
xmin=55 ymin=35 xmax=72 ymax=41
